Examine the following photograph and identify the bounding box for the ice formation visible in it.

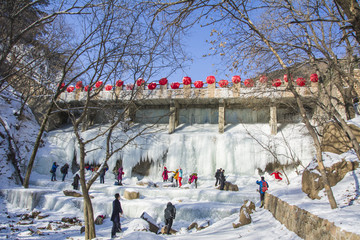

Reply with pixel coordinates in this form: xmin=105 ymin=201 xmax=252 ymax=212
xmin=34 ymin=122 xmax=315 ymax=179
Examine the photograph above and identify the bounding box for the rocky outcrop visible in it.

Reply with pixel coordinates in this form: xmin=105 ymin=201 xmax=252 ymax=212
xmin=265 ymin=193 xmax=360 ymax=240
xmin=123 ymin=189 xmax=140 ymax=200
xmin=322 ymin=122 xmax=360 ymax=154
xmin=233 ymin=200 xmax=255 ymax=228
xmin=302 ymin=158 xmax=359 ymax=199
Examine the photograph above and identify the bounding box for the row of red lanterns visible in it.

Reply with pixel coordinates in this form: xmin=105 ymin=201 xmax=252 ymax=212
xmin=62 ymin=73 xmax=319 ymax=92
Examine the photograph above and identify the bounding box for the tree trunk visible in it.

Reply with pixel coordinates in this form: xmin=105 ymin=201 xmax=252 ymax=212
xmin=23 ymin=101 xmax=54 ymax=188
xmin=78 ymin=139 xmax=96 ymax=239
xmin=291 ymin=88 xmax=338 ymax=209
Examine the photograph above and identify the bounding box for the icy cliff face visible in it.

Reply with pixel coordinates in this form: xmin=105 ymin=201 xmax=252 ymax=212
xmin=34 ymin=122 xmax=315 ymax=179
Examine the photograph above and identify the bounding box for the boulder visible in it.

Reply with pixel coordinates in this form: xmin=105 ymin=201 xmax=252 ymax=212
xmin=161 ymin=226 xmax=177 ymax=235
xmin=217 ymin=182 xmax=239 ymax=191
xmin=240 ymin=200 xmax=256 ymax=215
xmin=124 ymin=189 xmax=140 ymax=200
xmin=187 ymin=222 xmax=198 ymax=230
xmin=233 ymin=200 xmax=254 ymax=228
xmin=140 ymin=212 xmax=159 ymax=233
xmin=302 ymin=157 xmax=359 ymax=199
xmin=63 ymin=190 xmax=94 ymax=199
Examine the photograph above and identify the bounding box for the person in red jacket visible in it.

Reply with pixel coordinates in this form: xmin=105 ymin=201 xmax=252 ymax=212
xmin=271 ymin=171 xmax=282 ymax=180
xmin=162 ymin=167 xmax=171 ymax=182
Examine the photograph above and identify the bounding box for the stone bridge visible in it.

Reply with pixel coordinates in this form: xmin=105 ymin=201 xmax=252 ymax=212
xmin=57 ymin=82 xmax=318 ymax=134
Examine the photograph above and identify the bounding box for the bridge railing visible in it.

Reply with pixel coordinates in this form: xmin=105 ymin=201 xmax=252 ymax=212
xmin=58 ymin=81 xmax=318 ymax=102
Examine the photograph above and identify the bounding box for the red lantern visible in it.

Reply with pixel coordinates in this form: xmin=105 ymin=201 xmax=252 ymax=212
xmin=244 ymin=79 xmax=254 ymax=87
xmin=148 ymin=82 xmax=157 ymax=90
xmin=105 ymin=85 xmax=113 ymax=91
xmin=126 ymin=84 xmax=134 ymax=90
xmin=194 ymin=81 xmax=204 ymax=88
xmin=84 ymin=85 xmax=92 ymax=92
xmin=67 ymin=86 xmax=74 ymax=92
xmin=75 ymin=81 xmax=83 ymax=89
xmin=259 ymin=75 xmax=268 ymax=83
xmin=116 ymin=80 xmax=124 ymax=87
xmin=206 ymin=76 xmax=216 ymax=84
xmin=59 ymin=83 xmax=65 ymax=89
xmin=159 ymin=78 xmax=168 ymax=85
xmin=136 ymin=78 xmax=145 ymax=86
xmin=219 ymin=79 xmax=229 ymax=88
xmin=95 ymin=81 xmax=103 ymax=88
xmin=182 ymin=76 xmax=192 ymax=85
xmin=232 ymin=75 xmax=241 ymax=84
xmin=296 ymin=78 xmax=306 ymax=87
xmin=310 ymin=73 xmax=318 ymax=82
xmin=170 ymin=82 xmax=180 ymax=89
xmin=272 ymin=79 xmax=282 ymax=87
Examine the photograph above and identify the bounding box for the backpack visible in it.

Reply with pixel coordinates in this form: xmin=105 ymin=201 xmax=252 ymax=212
xmin=60 ymin=166 xmax=66 ymax=174
xmin=261 ymin=181 xmax=268 ymax=192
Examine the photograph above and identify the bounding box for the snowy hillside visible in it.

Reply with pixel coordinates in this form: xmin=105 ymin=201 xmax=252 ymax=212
xmin=0 ymin=85 xmax=40 ymax=186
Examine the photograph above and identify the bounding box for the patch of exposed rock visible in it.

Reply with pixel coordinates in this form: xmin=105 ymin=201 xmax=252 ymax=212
xmin=302 ymin=157 xmax=359 ymax=199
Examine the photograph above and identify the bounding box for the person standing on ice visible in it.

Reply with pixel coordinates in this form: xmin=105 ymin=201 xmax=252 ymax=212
xmin=178 ymin=168 xmax=183 ymax=188
xmin=72 ymin=174 xmax=80 ymax=190
xmin=111 ymin=193 xmax=123 ymax=238
xmin=164 ymin=202 xmax=176 ymax=235
xmin=173 ymin=169 xmax=179 ymax=187
xmin=99 ymin=166 xmax=107 ymax=184
xmin=215 ymin=168 xmax=222 ymax=186
xmin=271 ymin=171 xmax=282 ymax=181
xmin=219 ymin=169 xmax=226 ymax=190
xmin=60 ymin=163 xmax=69 ymax=182
xmin=117 ymin=167 xmax=124 ymax=185
xmin=162 ymin=167 xmax=170 ymax=182
xmin=188 ymin=173 xmax=198 ymax=188
xmin=50 ymin=162 xmax=59 ymax=181
xmin=256 ymin=176 xmax=269 ymax=208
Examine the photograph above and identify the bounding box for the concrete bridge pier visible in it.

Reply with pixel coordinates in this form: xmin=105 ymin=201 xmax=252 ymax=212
xmin=124 ymin=103 xmax=137 ymax=123
xmin=219 ymin=99 xmax=225 ymax=133
xmin=168 ymin=100 xmax=179 ymax=134
xmin=270 ymin=106 xmax=277 ymax=135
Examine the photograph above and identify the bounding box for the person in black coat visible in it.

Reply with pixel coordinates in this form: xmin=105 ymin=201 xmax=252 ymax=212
xmin=99 ymin=167 xmax=107 ymax=184
xmin=111 ymin=193 xmax=123 ymax=238
xmin=215 ymin=168 xmax=222 ymax=186
xmin=164 ymin=202 xmax=176 ymax=235
xmin=61 ymin=163 xmax=69 ymax=182
xmin=72 ymin=174 xmax=80 ymax=190
xmin=219 ymin=169 xmax=226 ymax=190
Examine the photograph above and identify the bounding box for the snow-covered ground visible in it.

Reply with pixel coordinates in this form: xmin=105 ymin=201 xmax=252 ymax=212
xmin=0 ymin=173 xmax=302 ymax=240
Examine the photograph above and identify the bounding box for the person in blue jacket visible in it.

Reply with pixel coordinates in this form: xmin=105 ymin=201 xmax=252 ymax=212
xmin=256 ymin=176 xmax=269 ymax=208
xmin=50 ymin=162 xmax=59 ymax=181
